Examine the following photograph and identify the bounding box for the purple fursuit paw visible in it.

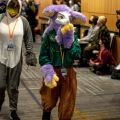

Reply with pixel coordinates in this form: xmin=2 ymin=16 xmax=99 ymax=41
xmin=40 ymin=64 xmax=55 ymax=83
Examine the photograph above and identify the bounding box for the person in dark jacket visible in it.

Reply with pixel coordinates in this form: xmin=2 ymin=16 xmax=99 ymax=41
xmin=89 ymin=37 xmax=116 ymax=75
xmin=25 ymin=0 xmax=38 ymax=42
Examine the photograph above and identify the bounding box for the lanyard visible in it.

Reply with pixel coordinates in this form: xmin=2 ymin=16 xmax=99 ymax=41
xmin=6 ymin=16 xmax=18 ymax=40
xmin=60 ymin=46 xmax=64 ymax=64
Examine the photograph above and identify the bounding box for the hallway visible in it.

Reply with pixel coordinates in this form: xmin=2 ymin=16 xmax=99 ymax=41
xmin=0 ymin=37 xmax=120 ymax=120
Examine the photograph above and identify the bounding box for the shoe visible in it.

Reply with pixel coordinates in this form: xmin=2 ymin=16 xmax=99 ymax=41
xmin=89 ymin=67 xmax=95 ymax=72
xmin=42 ymin=110 xmax=51 ymax=120
xmin=96 ymin=71 xmax=105 ymax=75
xmin=10 ymin=111 xmax=20 ymax=120
xmin=0 ymin=99 xmax=4 ymax=111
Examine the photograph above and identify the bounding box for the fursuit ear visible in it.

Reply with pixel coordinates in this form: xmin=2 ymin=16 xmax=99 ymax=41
xmin=71 ymin=11 xmax=86 ymax=24
xmin=42 ymin=4 xmax=71 ymax=17
xmin=42 ymin=5 xmax=55 ymax=17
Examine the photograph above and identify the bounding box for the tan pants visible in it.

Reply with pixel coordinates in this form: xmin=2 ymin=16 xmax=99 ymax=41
xmin=40 ymin=67 xmax=77 ymax=120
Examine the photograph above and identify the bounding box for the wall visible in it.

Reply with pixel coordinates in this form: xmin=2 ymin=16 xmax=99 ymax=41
xmin=35 ymin=0 xmax=52 ymax=33
xmin=81 ymin=0 xmax=120 ymax=33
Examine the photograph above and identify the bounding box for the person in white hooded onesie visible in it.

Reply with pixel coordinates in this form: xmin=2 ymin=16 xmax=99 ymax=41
xmin=0 ymin=0 xmax=37 ymax=119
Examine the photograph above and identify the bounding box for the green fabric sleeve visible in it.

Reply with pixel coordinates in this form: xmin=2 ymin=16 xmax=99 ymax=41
xmin=39 ymin=35 xmax=51 ymax=66
xmin=63 ymin=35 xmax=81 ymax=67
xmin=68 ymin=35 xmax=81 ymax=59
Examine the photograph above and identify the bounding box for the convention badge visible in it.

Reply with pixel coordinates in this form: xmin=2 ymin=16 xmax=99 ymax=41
xmin=7 ymin=43 xmax=15 ymax=51
xmin=61 ymin=67 xmax=67 ymax=76
xmin=6 ymin=16 xmax=18 ymax=51
xmin=7 ymin=40 xmax=15 ymax=51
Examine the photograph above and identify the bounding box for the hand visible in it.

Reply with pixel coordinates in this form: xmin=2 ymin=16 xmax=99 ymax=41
xmin=40 ymin=64 xmax=59 ymax=88
xmin=78 ymin=39 xmax=82 ymax=42
xmin=61 ymin=23 xmax=74 ymax=35
xmin=89 ymin=59 xmax=94 ymax=67
xmin=45 ymin=74 xmax=59 ymax=89
xmin=25 ymin=52 xmax=37 ymax=66
xmin=88 ymin=43 xmax=91 ymax=47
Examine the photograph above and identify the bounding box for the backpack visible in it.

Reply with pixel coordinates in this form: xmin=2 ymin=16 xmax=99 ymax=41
xmin=111 ymin=64 xmax=120 ymax=79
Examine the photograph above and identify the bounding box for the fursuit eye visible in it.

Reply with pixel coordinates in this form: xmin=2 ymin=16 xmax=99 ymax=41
xmin=58 ymin=15 xmax=64 ymax=19
xmin=60 ymin=16 xmax=64 ymax=19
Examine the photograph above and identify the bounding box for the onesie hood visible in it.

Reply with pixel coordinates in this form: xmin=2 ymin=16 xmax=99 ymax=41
xmin=6 ymin=0 xmax=22 ymax=18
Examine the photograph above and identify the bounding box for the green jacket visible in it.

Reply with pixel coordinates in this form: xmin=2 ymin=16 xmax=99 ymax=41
xmin=39 ymin=29 xmax=81 ymax=67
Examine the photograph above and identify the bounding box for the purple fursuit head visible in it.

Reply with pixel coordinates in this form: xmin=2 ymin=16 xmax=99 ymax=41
xmin=42 ymin=4 xmax=86 ymax=48
xmin=42 ymin=5 xmax=71 ymax=38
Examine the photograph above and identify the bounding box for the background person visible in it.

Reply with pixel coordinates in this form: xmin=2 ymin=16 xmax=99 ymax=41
xmin=78 ymin=15 xmax=99 ymax=43
xmin=116 ymin=10 xmax=120 ymax=36
xmin=81 ymin=16 xmax=110 ymax=66
xmin=25 ymin=0 xmax=38 ymax=43
xmin=78 ymin=15 xmax=99 ymax=66
xmin=89 ymin=37 xmax=116 ymax=75
xmin=70 ymin=0 xmax=81 ymax=39
xmin=70 ymin=0 xmax=81 ymax=12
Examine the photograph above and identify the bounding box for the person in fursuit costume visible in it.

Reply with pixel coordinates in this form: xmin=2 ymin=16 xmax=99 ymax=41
xmin=0 ymin=0 xmax=37 ymax=119
xmin=39 ymin=5 xmax=86 ymax=120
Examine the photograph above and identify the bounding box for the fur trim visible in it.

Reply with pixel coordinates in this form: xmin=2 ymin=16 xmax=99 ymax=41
xmin=61 ymin=23 xmax=74 ymax=35
xmin=40 ymin=64 xmax=55 ymax=83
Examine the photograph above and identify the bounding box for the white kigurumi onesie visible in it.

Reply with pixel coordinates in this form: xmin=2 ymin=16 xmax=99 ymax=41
xmin=0 ymin=16 xmax=23 ymax=68
xmin=0 ymin=0 xmax=24 ymax=68
xmin=0 ymin=0 xmax=33 ymax=112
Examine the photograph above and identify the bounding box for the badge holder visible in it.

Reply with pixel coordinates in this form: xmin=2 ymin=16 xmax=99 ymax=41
xmin=61 ymin=67 xmax=67 ymax=77
xmin=7 ymin=40 xmax=15 ymax=51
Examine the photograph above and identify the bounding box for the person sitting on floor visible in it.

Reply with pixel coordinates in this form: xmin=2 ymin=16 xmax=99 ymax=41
xmin=80 ymin=16 xmax=110 ymax=66
xmin=89 ymin=37 xmax=116 ymax=75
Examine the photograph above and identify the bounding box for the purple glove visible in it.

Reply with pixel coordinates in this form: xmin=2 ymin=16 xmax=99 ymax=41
xmin=40 ymin=64 xmax=55 ymax=83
